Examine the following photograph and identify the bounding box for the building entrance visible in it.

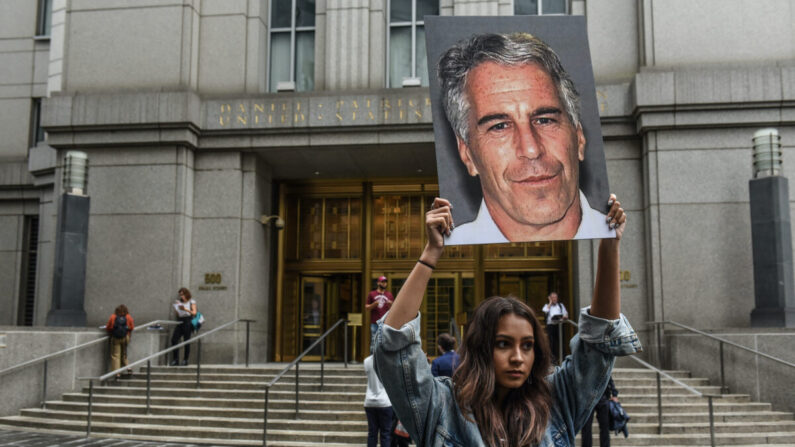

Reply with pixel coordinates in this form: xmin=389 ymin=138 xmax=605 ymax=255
xmin=273 ymin=181 xmax=573 ymax=362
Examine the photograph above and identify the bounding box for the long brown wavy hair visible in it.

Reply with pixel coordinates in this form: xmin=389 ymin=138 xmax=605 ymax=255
xmin=453 ymin=296 xmax=554 ymax=446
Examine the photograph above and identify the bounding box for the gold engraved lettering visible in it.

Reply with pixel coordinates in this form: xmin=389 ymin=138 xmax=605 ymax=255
xmin=255 ymin=115 xmax=260 ymax=124
xmin=351 ymin=111 xmax=356 ymax=121
xmin=268 ymin=114 xmax=273 ymax=124
xmin=397 ymin=99 xmax=403 ymax=107
xmin=271 ymin=103 xmax=276 ymax=112
xmin=366 ymin=99 xmax=371 ymax=108
xmin=399 ymin=109 xmax=404 ymax=120
xmin=281 ymin=113 xmax=286 ymax=123
xmin=254 ymin=104 xmax=264 ymax=113
xmin=294 ymin=113 xmax=305 ymax=123
xmin=296 ymin=102 xmax=301 ymax=111
xmin=237 ymin=115 xmax=247 ymax=125
xmin=336 ymin=113 xmax=344 ymax=121
xmin=414 ymin=109 xmax=422 ymax=119
xmin=238 ymin=103 xmax=246 ymax=113
xmin=383 ymin=99 xmax=391 ymax=120
xmin=597 ymin=90 xmax=608 ymax=113
xmin=352 ymin=100 xmax=359 ymax=109
xmin=409 ymin=99 xmax=415 ymax=107
xmin=425 ymin=97 xmax=431 ymax=106
xmin=219 ymin=104 xmax=232 ymax=127
xmin=368 ymin=110 xmax=375 ymax=121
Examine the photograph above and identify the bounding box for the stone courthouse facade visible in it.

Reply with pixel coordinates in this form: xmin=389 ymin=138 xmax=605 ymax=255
xmin=1 ymin=0 xmax=794 ymax=365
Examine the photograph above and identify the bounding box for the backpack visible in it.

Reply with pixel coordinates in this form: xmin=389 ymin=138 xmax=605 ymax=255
xmin=608 ymin=399 xmax=630 ymax=438
xmin=191 ymin=312 xmax=205 ymax=331
xmin=112 ymin=315 xmax=128 ymax=338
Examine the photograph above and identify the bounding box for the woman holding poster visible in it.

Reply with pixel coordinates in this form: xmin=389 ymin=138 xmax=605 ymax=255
xmin=372 ymin=195 xmax=640 ymax=446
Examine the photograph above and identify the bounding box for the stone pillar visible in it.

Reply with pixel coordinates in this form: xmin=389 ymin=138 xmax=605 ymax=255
xmin=46 ymin=193 xmax=90 ymax=326
xmin=749 ymin=176 xmax=795 ymax=327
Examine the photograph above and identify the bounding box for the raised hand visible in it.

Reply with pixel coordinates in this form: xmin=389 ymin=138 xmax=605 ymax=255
xmin=606 ymin=194 xmax=627 ymax=240
xmin=426 ymin=197 xmax=454 ymax=251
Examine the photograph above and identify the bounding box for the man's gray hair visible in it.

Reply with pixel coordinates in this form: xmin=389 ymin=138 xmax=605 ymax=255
xmin=437 ymin=32 xmax=581 ymax=144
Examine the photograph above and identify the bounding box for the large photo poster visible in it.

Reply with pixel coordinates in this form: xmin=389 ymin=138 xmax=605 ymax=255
xmin=425 ymin=16 xmax=615 ymax=245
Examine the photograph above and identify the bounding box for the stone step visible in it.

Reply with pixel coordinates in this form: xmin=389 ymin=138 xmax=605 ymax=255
xmin=613 ymin=377 xmax=711 ymax=387
xmin=84 ymin=383 xmax=751 ymax=405
xmin=619 ymin=402 xmax=772 ymax=413
xmin=120 ymin=378 xmax=367 ymax=392
xmin=83 ymin=385 xmax=365 ymax=402
xmin=122 ymin=377 xmax=714 ymax=395
xmin=628 ymin=411 xmax=794 ymax=424
xmin=144 ymin=365 xmax=364 ymax=376
xmin=19 ymin=408 xmax=795 ymax=437
xmin=62 ymin=393 xmax=364 ymax=411
xmin=0 ymin=424 xmax=358 ymax=447
xmin=41 ymin=400 xmax=792 ymax=426
xmin=612 ymin=393 xmax=751 ymax=404
xmin=0 ymin=416 xmax=367 ymax=444
xmin=607 ymin=385 xmax=724 ymax=395
xmin=140 ymin=365 xmax=692 ymax=378
xmin=42 ymin=401 xmax=367 ymax=421
xmin=128 ymin=372 xmax=368 ymax=385
xmin=18 ymin=408 xmax=368 ymax=432
xmin=620 ymin=421 xmax=795 ymax=435
xmin=604 ymin=432 xmax=795 ymax=446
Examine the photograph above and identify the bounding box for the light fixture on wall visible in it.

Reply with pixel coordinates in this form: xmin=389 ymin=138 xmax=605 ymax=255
xmin=260 ymin=215 xmax=285 ymax=230
xmin=63 ymin=151 xmax=89 ymax=195
xmin=752 ymin=128 xmax=782 ymax=178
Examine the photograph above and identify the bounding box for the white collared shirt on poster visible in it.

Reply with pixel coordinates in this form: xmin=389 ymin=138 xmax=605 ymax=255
xmin=445 ymin=190 xmax=615 ymax=245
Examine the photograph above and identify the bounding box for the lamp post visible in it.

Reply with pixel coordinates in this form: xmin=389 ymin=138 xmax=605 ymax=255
xmin=749 ymin=129 xmax=795 ymax=327
xmin=46 ymin=151 xmax=91 ymax=327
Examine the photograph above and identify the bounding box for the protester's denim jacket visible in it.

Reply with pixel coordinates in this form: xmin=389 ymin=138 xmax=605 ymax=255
xmin=373 ymin=307 xmax=642 ymax=447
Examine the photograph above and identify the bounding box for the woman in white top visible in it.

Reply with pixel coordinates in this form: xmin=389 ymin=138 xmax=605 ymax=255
xmin=170 ymin=287 xmax=197 ymax=366
xmin=364 ymin=355 xmax=393 ymax=447
xmin=542 ymin=292 xmax=568 ymax=364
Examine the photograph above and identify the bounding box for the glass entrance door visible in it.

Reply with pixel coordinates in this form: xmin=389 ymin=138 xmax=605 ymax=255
xmin=298 ymin=274 xmax=360 ymax=361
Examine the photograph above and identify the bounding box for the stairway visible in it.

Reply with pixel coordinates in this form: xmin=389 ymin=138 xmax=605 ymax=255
xmin=0 ymin=365 xmax=793 ymax=446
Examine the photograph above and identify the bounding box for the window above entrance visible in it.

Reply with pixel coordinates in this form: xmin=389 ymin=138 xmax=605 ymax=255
xmin=285 ymin=195 xmax=362 ymax=260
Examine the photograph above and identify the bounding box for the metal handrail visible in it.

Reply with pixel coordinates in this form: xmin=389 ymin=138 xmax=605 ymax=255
xmin=563 ymin=319 xmax=722 ymax=446
xmin=0 ymin=319 xmax=177 ymax=378
xmin=0 ymin=319 xmax=179 ymax=410
xmin=648 ymin=320 xmax=795 ymax=369
xmin=78 ymin=318 xmax=256 ymax=437
xmin=263 ymin=318 xmax=348 ymax=446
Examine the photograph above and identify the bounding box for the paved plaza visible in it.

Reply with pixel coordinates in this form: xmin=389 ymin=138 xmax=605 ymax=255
xmin=0 ymin=429 xmax=210 ymax=447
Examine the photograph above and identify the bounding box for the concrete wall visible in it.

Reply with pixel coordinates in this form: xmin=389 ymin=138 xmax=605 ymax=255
xmin=0 ymin=327 xmax=163 ymax=417
xmin=586 ymin=0 xmax=638 ymax=84
xmin=639 ymin=0 xmax=795 ymax=67
xmin=666 ymin=329 xmax=795 ymax=413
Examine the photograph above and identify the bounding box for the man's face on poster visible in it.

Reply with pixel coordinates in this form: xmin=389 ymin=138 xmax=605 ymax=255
xmin=456 ymin=61 xmax=586 ymax=229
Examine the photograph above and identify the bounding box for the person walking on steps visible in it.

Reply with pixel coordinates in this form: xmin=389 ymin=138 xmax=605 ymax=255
xmin=582 ymin=376 xmax=619 ymax=447
xmin=170 ymin=287 xmax=197 ymax=366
